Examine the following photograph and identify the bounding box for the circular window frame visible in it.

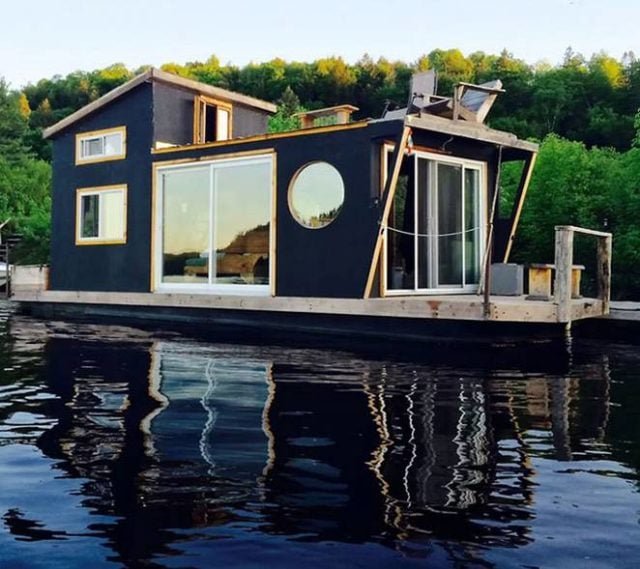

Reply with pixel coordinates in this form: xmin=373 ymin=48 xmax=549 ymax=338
xmin=287 ymin=161 xmax=345 ymax=230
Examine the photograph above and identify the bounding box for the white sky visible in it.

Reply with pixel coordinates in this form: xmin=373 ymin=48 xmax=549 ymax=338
xmin=1 ymin=0 xmax=638 ymax=88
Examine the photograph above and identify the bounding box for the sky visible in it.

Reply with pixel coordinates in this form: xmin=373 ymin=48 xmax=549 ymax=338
xmin=1 ymin=0 xmax=638 ymax=88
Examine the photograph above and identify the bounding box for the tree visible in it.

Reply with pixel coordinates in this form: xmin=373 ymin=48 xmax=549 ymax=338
xmin=268 ymin=87 xmax=303 ymax=133
xmin=0 ymin=78 xmax=31 ymax=162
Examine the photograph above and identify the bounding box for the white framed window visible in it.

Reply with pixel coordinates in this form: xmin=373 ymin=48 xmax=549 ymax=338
xmin=76 ymin=185 xmax=127 ymax=245
xmin=75 ymin=126 xmax=127 ymax=164
xmin=153 ymin=153 xmax=275 ymax=296
xmin=381 ymin=144 xmax=487 ymax=296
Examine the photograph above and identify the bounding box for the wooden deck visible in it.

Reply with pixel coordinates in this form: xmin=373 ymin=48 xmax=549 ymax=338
xmin=11 ymin=287 xmax=604 ymax=325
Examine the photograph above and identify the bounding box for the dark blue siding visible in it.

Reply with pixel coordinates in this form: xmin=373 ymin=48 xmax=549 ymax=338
xmin=152 ymin=82 xmax=270 ymax=146
xmin=151 ymin=121 xmax=403 ymax=298
xmin=49 ymin=82 xmax=154 ymax=292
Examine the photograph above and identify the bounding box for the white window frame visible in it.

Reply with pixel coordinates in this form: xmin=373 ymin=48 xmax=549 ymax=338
xmin=381 ymin=144 xmax=487 ymax=296
xmin=75 ymin=126 xmax=127 ymax=165
xmin=76 ymin=184 xmax=128 ymax=245
xmin=153 ymin=153 xmax=275 ymax=296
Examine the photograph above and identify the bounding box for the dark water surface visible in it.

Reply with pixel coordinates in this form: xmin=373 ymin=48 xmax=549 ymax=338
xmin=1 ymin=303 xmax=639 ymax=568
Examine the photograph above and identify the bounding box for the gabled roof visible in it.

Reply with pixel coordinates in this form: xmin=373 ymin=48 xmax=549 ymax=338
xmin=43 ymin=68 xmax=278 ymax=139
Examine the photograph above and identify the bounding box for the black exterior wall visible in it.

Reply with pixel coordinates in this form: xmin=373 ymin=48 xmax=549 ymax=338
xmin=152 ymin=81 xmax=270 ymax=145
xmin=151 ymin=120 xmax=404 ymax=298
xmin=48 ymin=84 xmax=527 ymax=298
xmin=49 ymin=82 xmax=155 ymax=292
xmin=153 ymin=82 xmax=193 ymax=146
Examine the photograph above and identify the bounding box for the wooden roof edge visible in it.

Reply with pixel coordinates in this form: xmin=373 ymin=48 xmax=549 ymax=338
xmin=43 ymin=68 xmax=277 ymax=139
xmin=149 ymin=68 xmax=277 ymax=114
xmin=293 ymin=104 xmax=359 ymax=118
xmin=405 ymin=114 xmax=539 ymax=153
xmin=43 ymin=70 xmax=152 ymax=139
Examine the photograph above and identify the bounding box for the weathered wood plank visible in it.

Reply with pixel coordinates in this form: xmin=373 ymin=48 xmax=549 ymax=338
xmin=597 ymin=234 xmax=612 ymax=314
xmin=554 ymin=228 xmax=574 ymax=323
xmin=504 ymin=153 xmax=537 ymax=262
xmin=555 ymin=225 xmax=612 ymax=238
xmin=405 ymin=114 xmax=539 ymax=153
xmin=363 ymin=125 xmax=412 ymax=298
xmin=11 ymin=288 xmax=607 ymax=325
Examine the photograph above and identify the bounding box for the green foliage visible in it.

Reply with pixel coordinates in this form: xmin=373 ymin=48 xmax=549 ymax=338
xmin=15 ymin=49 xmax=640 ymax=152
xmin=0 ymin=155 xmax=51 ymax=264
xmin=268 ymin=86 xmax=303 ymax=133
xmin=508 ymin=135 xmax=640 ymax=298
xmin=0 ymin=79 xmax=31 ymax=162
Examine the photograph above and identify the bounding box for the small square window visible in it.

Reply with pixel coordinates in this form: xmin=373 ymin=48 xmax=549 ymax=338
xmin=76 ymin=186 xmax=127 ymax=245
xmin=76 ymin=127 xmax=126 ymax=164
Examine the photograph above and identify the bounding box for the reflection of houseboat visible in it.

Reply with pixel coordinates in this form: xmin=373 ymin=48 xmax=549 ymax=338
xmin=12 ymin=68 xmax=611 ymax=340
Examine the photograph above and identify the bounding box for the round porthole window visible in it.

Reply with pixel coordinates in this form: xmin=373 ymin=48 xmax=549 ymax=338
xmin=288 ymin=162 xmax=345 ymax=229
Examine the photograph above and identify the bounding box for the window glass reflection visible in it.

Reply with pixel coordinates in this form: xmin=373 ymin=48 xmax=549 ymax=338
xmin=160 ymin=158 xmax=272 ymax=288
xmin=289 ymin=162 xmax=344 ymax=228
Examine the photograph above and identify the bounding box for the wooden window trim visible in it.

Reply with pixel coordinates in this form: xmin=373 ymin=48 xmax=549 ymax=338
xmin=75 ymin=184 xmax=128 ymax=245
xmin=150 ymin=150 xmax=275 ymax=294
xmin=193 ymin=95 xmax=233 ymax=144
xmin=75 ymin=126 xmax=127 ymax=165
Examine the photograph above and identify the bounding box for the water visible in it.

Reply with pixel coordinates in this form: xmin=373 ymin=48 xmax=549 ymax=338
xmin=0 ymin=302 xmax=639 ymax=568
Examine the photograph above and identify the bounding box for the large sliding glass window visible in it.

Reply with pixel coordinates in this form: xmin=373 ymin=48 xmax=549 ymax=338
xmin=384 ymin=148 xmax=485 ymax=294
xmin=156 ymin=154 xmax=273 ymax=294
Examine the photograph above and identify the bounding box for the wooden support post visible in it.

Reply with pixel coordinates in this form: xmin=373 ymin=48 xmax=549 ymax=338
xmin=452 ymin=84 xmax=463 ymax=120
xmin=597 ymin=234 xmax=612 ymax=314
xmin=554 ymin=227 xmax=574 ymax=324
xmin=479 ymin=146 xmax=503 ymax=319
xmin=4 ymin=243 xmax=10 ymax=299
xmin=363 ymin=125 xmax=412 ymax=298
xmin=504 ymin=152 xmax=537 ymax=262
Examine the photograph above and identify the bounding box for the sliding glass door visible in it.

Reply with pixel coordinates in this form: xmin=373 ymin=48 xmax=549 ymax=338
xmin=386 ymin=150 xmax=485 ymax=294
xmin=155 ymin=154 xmax=273 ymax=294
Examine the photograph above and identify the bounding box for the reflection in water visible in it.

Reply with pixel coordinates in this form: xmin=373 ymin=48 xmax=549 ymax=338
xmin=0 ymin=307 xmax=639 ymax=568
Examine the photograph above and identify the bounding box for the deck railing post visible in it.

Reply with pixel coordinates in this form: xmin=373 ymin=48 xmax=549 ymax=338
xmin=554 ymin=227 xmax=574 ymax=324
xmin=597 ymin=234 xmax=612 ymax=314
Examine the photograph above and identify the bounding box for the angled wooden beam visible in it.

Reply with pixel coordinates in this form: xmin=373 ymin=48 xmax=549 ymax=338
xmin=503 ymin=152 xmax=538 ymax=262
xmin=363 ymin=125 xmax=412 ymax=298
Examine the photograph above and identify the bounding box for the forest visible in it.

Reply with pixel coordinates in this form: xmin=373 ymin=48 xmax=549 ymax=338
xmin=1 ymin=48 xmax=640 ymax=297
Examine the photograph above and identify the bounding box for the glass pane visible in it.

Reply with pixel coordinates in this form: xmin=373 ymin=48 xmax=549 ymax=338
xmin=437 ymin=163 xmax=463 ymax=286
xmin=104 ymin=133 xmax=122 ymax=156
xmin=464 ymin=169 xmax=481 ymax=285
xmin=83 ymin=137 xmax=103 ymax=157
xmin=289 ymin=162 xmax=344 ymax=228
xmin=387 ymin=166 xmax=414 ymax=290
xmin=216 ymin=109 xmax=230 ymax=141
xmin=204 ymin=104 xmax=216 ymax=143
xmin=101 ymin=190 xmax=124 ymax=240
xmin=417 ymin=159 xmax=433 ymax=289
xmin=162 ymin=168 xmax=211 ymax=284
xmin=81 ymin=195 xmax=99 ymax=238
xmin=213 ymin=161 xmax=271 ymax=286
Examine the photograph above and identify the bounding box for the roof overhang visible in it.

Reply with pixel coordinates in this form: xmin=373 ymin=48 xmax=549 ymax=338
xmin=405 ymin=113 xmax=538 ymax=156
xmin=43 ymin=68 xmax=277 ymax=139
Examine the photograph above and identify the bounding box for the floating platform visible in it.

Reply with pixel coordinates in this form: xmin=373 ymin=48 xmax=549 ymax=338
xmin=13 ymin=284 xmax=605 ymax=345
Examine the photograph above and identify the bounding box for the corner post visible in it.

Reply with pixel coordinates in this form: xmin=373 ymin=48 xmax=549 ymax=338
xmin=597 ymin=234 xmax=612 ymax=314
xmin=554 ymin=227 xmax=574 ymax=324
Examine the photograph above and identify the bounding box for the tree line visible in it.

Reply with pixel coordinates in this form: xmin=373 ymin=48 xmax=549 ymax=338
xmin=2 ymin=48 xmax=640 ymax=297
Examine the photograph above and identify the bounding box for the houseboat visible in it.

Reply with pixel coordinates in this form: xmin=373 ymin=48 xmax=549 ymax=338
xmin=11 ymin=68 xmax=612 ymax=341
